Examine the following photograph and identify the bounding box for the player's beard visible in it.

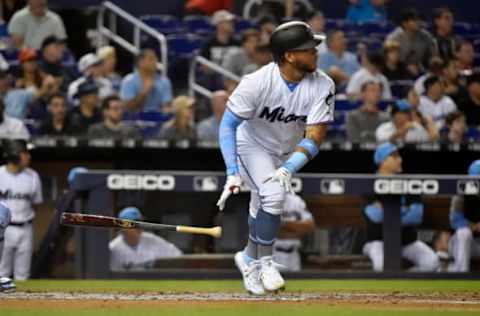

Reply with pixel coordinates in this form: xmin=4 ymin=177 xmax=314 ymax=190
xmin=293 ymin=59 xmax=316 ymax=73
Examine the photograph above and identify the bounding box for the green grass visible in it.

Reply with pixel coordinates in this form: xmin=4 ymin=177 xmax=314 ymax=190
xmin=14 ymin=279 xmax=480 ymax=294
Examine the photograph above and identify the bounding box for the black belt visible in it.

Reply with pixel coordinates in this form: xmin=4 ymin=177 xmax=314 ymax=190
xmin=274 ymin=246 xmax=296 ymax=253
xmin=9 ymin=220 xmax=33 ymax=227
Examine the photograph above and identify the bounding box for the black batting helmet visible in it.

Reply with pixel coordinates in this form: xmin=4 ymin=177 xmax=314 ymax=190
xmin=2 ymin=139 xmax=29 ymax=164
xmin=269 ymin=21 xmax=325 ymax=62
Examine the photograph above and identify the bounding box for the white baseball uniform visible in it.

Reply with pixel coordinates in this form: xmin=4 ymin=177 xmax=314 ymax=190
xmin=0 ymin=202 xmax=12 ymax=263
xmin=0 ymin=165 xmax=43 ymax=280
xmin=273 ymin=193 xmax=313 ymax=271
xmin=228 ymin=62 xmax=335 ymax=217
xmin=109 ymin=231 xmax=183 ymax=271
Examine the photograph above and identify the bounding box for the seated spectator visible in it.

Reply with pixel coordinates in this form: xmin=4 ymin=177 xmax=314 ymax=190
xmin=257 ymin=16 xmax=277 ymax=45
xmin=68 ymin=53 xmax=114 ymax=105
xmin=381 ymin=40 xmax=413 ymax=81
xmin=432 ymin=7 xmax=461 ymax=63
xmin=447 ymin=160 xmax=480 ymax=272
xmin=418 ymin=75 xmax=457 ymax=128
xmin=67 ymin=79 xmax=102 ymax=135
xmin=405 ymin=87 xmax=420 ymax=109
xmin=15 ymin=47 xmax=42 ymax=93
xmin=457 ymin=73 xmax=480 ymax=127
xmin=199 ymin=10 xmax=239 ymax=66
xmin=346 ymin=81 xmax=389 ymax=143
xmin=0 ymin=70 xmax=38 ymax=119
xmin=0 ymin=99 xmax=30 ymax=139
xmin=39 ymin=93 xmax=72 ymax=135
xmin=318 ymin=30 xmax=360 ymax=87
xmin=158 ymin=96 xmax=196 ymax=142
xmin=440 ymin=111 xmax=467 ymax=144
xmin=97 ymin=46 xmax=122 ymax=92
xmin=443 ymin=58 xmax=465 ymax=104
xmin=8 ymin=0 xmax=67 ymax=50
xmin=120 ymin=49 xmax=173 ymax=113
xmin=197 ymin=90 xmax=228 ymax=142
xmin=414 ymin=57 xmax=445 ymax=95
xmin=242 ymin=44 xmax=272 ymax=76
xmin=346 ymin=0 xmax=387 ymax=23
xmin=456 ymin=41 xmax=476 ymax=76
xmin=362 ymin=142 xmax=439 ymax=272
xmin=38 ymin=36 xmax=77 ymax=93
xmin=376 ymin=101 xmax=436 ymax=143
xmin=307 ymin=11 xmax=327 ymax=54
xmin=347 ymin=52 xmax=392 ymax=100
xmin=109 ymin=207 xmax=182 ymax=271
xmin=88 ymin=95 xmax=141 ymax=139
xmin=386 ymin=8 xmax=434 ymax=75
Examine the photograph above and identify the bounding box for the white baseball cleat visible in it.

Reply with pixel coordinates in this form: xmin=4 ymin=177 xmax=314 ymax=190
xmin=234 ymin=251 xmax=265 ymax=295
xmin=0 ymin=277 xmax=16 ymax=293
xmin=259 ymin=256 xmax=285 ymax=292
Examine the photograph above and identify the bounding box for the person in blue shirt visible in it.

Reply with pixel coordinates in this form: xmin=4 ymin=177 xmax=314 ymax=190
xmin=120 ymin=49 xmax=173 ymax=113
xmin=346 ymin=0 xmax=387 ymax=23
xmin=448 ymin=160 xmax=480 ymax=272
xmin=362 ymin=142 xmax=439 ymax=272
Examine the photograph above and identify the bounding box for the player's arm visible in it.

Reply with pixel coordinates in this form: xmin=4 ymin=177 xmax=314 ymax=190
xmin=449 ymin=195 xmax=475 ymax=230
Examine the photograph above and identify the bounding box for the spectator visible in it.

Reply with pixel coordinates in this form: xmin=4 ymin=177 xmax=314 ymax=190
xmin=432 ymin=7 xmax=461 ymax=63
xmin=440 ymin=111 xmax=467 ymax=144
xmin=67 ymin=79 xmax=102 ymax=135
xmin=414 ymin=57 xmax=445 ymax=95
xmin=376 ymin=100 xmax=436 ymax=143
xmin=199 ymin=10 xmax=239 ymax=66
xmin=0 ymin=99 xmax=30 ymax=139
xmin=158 ymin=95 xmax=196 ymax=142
xmin=242 ymin=44 xmax=273 ymax=75
xmin=185 ymin=0 xmax=232 ymax=16
xmin=346 ymin=0 xmax=387 ymax=23
xmin=345 ymin=81 xmax=389 ymax=143
xmin=447 ymin=160 xmax=480 ymax=272
xmin=418 ymin=75 xmax=457 ymax=128
xmin=257 ymin=16 xmax=277 ymax=45
xmin=0 ymin=70 xmax=37 ymax=119
xmin=88 ymin=95 xmax=141 ymax=139
xmin=120 ymin=49 xmax=173 ymax=113
xmin=307 ymin=11 xmax=327 ymax=54
xmin=318 ymin=30 xmax=360 ymax=87
xmin=68 ymin=53 xmax=114 ymax=105
xmin=97 ymin=46 xmax=121 ymax=92
xmin=406 ymin=87 xmax=420 ymax=109
xmin=8 ymin=0 xmax=67 ymax=50
xmin=197 ymin=90 xmax=228 ymax=142
xmin=38 ymin=36 xmax=76 ymax=93
xmin=386 ymin=8 xmax=434 ymax=75
xmin=381 ymin=40 xmax=413 ymax=81
xmin=457 ymin=73 xmax=480 ymax=127
xmin=15 ymin=47 xmax=41 ymax=92
xmin=443 ymin=58 xmax=465 ymax=103
xmin=1 ymin=0 xmax=25 ymax=23
xmin=362 ymin=142 xmax=439 ymax=272
xmin=456 ymin=41 xmax=476 ymax=75
xmin=109 ymin=207 xmax=182 ymax=271
xmin=39 ymin=93 xmax=71 ymax=135
xmin=347 ymin=52 xmax=392 ymax=100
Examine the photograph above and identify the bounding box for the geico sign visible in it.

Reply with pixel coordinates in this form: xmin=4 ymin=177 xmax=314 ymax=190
xmin=374 ymin=179 xmax=439 ymax=195
xmin=107 ymin=174 xmax=175 ymax=191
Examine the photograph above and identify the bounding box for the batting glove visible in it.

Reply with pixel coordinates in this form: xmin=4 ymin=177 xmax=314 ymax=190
xmin=216 ymin=174 xmax=242 ymax=211
xmin=263 ymin=167 xmax=293 ymax=193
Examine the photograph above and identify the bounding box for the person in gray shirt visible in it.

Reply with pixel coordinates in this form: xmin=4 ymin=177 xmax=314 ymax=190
xmin=345 ymin=81 xmax=389 ymax=143
xmin=88 ymin=95 xmax=141 ymax=139
xmin=196 ymin=90 xmax=228 ymax=142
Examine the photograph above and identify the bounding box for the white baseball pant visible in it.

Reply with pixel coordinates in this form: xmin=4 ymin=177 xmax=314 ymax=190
xmin=0 ymin=224 xmax=33 ymax=280
xmin=448 ymin=227 xmax=480 ymax=272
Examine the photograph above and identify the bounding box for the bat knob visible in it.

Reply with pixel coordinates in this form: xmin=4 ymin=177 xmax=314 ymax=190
xmin=211 ymin=226 xmax=222 ymax=238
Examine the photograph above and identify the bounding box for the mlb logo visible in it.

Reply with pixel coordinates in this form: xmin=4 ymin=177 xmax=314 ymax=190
xmin=457 ymin=180 xmax=480 ymax=195
xmin=194 ymin=177 xmax=219 ymax=191
xmin=321 ymin=179 xmax=345 ymax=194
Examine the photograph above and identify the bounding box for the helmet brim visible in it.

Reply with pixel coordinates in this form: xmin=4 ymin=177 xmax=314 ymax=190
xmin=290 ymin=34 xmax=326 ymax=51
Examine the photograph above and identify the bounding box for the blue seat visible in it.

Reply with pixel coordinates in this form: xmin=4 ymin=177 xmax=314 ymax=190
xmin=335 ymin=99 xmax=360 ymax=111
xmin=235 ymin=18 xmax=254 ymax=32
xmin=141 ymin=15 xmax=182 ymax=34
xmin=123 ymin=111 xmax=173 ymax=138
xmin=453 ymin=22 xmax=473 ymax=36
xmin=1 ymin=49 xmax=18 ymax=66
xmin=167 ymin=34 xmax=204 ymax=60
xmin=183 ymin=15 xmax=214 ymax=36
xmin=466 ymin=127 xmax=480 ymax=141
xmin=333 ymin=110 xmax=346 ymax=126
xmin=0 ymin=23 xmax=8 ymax=37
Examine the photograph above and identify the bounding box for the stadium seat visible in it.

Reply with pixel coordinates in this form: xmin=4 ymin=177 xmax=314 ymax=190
xmin=183 ymin=15 xmax=214 ymax=36
xmin=167 ymin=34 xmax=205 ymax=60
xmin=235 ymin=18 xmax=254 ymax=32
xmin=333 ymin=110 xmax=347 ymax=126
xmin=465 ymin=127 xmax=480 ymax=141
xmin=141 ymin=15 xmax=183 ymax=34
xmin=335 ymin=100 xmax=360 ymax=111
xmin=453 ymin=22 xmax=473 ymax=36
xmin=0 ymin=48 xmax=18 ymax=66
xmin=123 ymin=111 xmax=173 ymax=138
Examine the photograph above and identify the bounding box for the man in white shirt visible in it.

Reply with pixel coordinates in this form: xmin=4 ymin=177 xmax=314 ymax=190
xmin=109 ymin=207 xmax=182 ymax=271
xmin=418 ymin=75 xmax=457 ymax=129
xmin=0 ymin=140 xmax=43 ymax=280
xmin=0 ymin=100 xmax=30 ymax=140
xmin=347 ymin=52 xmax=392 ymax=100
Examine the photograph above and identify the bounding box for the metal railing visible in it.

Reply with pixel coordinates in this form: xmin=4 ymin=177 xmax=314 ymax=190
xmin=243 ymin=0 xmax=314 ymax=19
xmin=96 ymin=1 xmax=168 ymax=71
xmin=188 ymin=55 xmax=241 ymax=99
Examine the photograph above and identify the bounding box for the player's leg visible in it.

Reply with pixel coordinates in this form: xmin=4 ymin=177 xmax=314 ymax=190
xmin=448 ymin=227 xmax=473 ymax=272
xmin=362 ymin=240 xmax=384 ymax=272
xmin=13 ymin=224 xmax=33 ymax=280
xmin=402 ymin=240 xmax=440 ymax=272
xmin=0 ymin=226 xmax=16 ymax=278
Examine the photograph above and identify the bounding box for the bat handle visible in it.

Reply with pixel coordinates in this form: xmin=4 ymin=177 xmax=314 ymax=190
xmin=176 ymin=225 xmax=222 ymax=238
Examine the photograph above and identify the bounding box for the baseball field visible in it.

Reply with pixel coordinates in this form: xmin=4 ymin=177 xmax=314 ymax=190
xmin=1 ymin=279 xmax=479 ymax=315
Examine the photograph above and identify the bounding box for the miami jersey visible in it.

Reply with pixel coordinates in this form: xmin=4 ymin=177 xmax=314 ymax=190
xmin=227 ymin=62 xmax=335 ymax=156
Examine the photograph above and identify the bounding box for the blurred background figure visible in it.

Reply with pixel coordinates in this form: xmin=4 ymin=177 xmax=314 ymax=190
xmin=109 ymin=207 xmax=182 ymax=271
xmin=346 ymin=0 xmax=387 ymax=23
xmin=39 ymin=93 xmax=72 ymax=136
xmin=197 ymin=90 xmax=227 ymax=142
xmin=184 ymin=0 xmax=232 ymax=16
xmin=440 ymin=111 xmax=467 ymax=144
xmin=418 ymin=75 xmax=457 ymax=129
xmin=67 ymin=79 xmax=101 ymax=135
xmin=381 ymin=40 xmax=413 ymax=81
xmin=97 ymin=46 xmax=121 ymax=92
xmin=432 ymin=7 xmax=460 ymax=63
xmin=307 ymin=11 xmax=327 ymax=54
xmin=158 ymin=95 xmax=196 ymax=142
xmin=457 ymin=74 xmax=480 ymax=127
xmin=0 ymin=98 xmax=30 ymax=139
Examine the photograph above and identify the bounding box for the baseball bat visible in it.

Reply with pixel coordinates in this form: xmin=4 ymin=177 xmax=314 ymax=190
xmin=60 ymin=212 xmax=222 ymax=238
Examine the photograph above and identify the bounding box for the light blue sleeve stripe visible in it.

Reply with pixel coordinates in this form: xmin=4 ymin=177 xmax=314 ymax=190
xmin=298 ymin=138 xmax=319 ymax=158
xmin=364 ymin=204 xmax=383 ymax=223
xmin=282 ymin=152 xmax=309 ymax=174
xmin=401 ymin=203 xmax=423 ymax=226
xmin=219 ymin=109 xmax=243 ymax=175
xmin=450 ymin=210 xmax=469 ymax=230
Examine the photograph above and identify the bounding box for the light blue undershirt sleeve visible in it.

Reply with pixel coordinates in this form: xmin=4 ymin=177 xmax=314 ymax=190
xmin=218 ymin=109 xmax=244 ymax=175
xmin=401 ymin=203 xmax=423 ymax=226
xmin=450 ymin=210 xmax=469 ymax=230
xmin=364 ymin=204 xmax=383 ymax=223
xmin=282 ymin=138 xmax=319 ymax=174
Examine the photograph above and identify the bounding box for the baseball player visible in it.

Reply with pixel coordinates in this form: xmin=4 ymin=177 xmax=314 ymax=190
xmin=363 ymin=142 xmax=439 ymax=272
xmin=216 ymin=21 xmax=334 ymax=295
xmin=273 ymin=192 xmax=315 ymax=271
xmin=109 ymin=207 xmax=183 ymax=271
xmin=448 ymin=160 xmax=480 ymax=272
xmin=0 ymin=202 xmax=15 ymax=292
xmin=0 ymin=140 xmax=43 ymax=280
